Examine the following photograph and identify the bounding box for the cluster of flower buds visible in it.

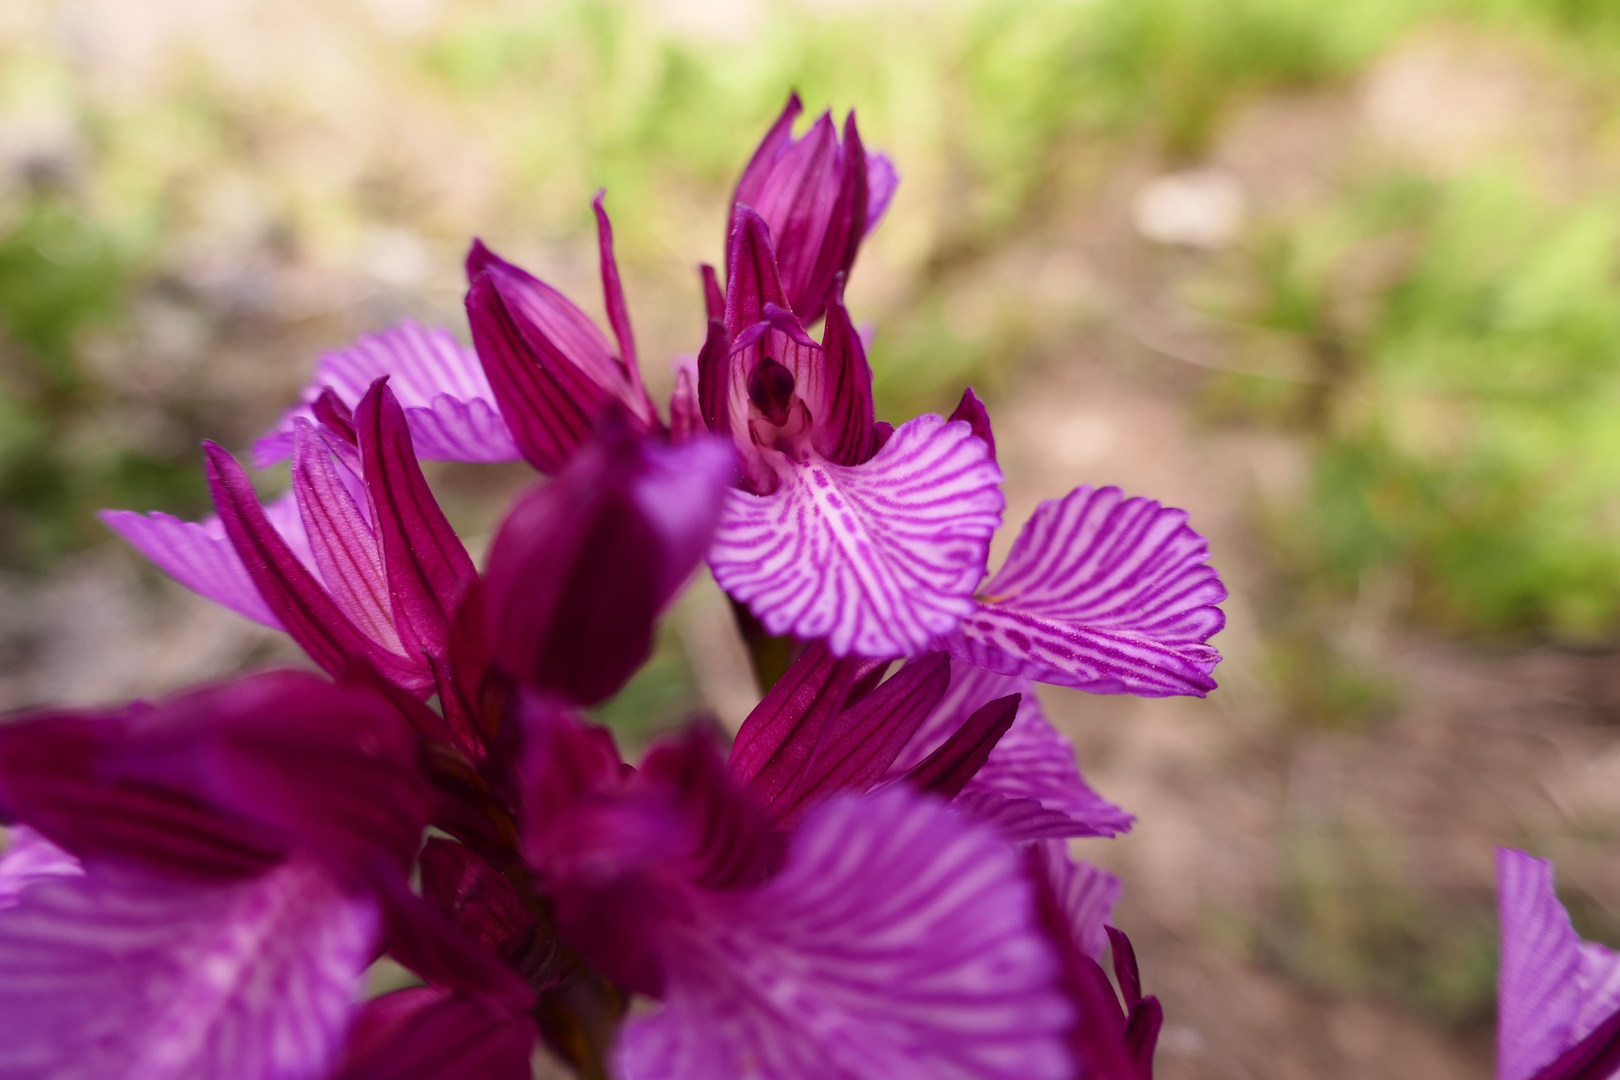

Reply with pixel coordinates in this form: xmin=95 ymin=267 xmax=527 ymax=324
xmin=1 ymin=93 xmax=1601 ymax=1080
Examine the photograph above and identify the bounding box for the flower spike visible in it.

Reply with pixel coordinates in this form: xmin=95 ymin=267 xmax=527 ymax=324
xmin=730 ymin=94 xmax=897 ymax=325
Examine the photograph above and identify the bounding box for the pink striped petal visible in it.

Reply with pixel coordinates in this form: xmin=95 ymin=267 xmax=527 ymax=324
xmin=252 ymin=322 xmax=518 ymax=466
xmin=100 ymin=508 xmax=284 ymax=629
xmin=1497 ymin=849 xmax=1620 ymax=1080
xmin=892 ymin=661 xmax=1133 ymax=838
xmin=616 ymin=786 xmax=1072 ymax=1080
xmin=710 ymin=413 xmax=1004 ymax=657
xmin=950 ymin=790 xmax=1094 ymax=841
xmin=866 ymin=152 xmax=898 ymax=231
xmin=0 ymin=857 xmax=375 ymax=1080
xmin=943 ymin=485 xmax=1226 ymax=697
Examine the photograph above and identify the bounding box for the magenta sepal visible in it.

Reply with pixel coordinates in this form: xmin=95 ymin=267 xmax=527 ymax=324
xmin=948 ymin=386 xmax=996 ymax=463
xmin=464 ymin=206 xmax=660 ymax=474
xmin=483 ymin=417 xmax=732 ymax=706
xmin=205 ymin=440 xmax=432 ymax=694
xmin=0 ymin=670 xmax=430 ymax=880
xmin=332 ymin=987 xmax=538 ymax=1080
xmin=354 ymin=379 xmax=478 ymax=669
xmin=729 ymin=94 xmax=893 ymax=326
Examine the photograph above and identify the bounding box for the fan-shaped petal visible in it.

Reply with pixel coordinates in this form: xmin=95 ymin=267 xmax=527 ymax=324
xmin=0 ymin=857 xmax=375 ymax=1080
xmin=710 ymin=414 xmax=1003 ymax=657
xmin=943 ymin=485 xmax=1225 ymax=697
xmin=616 ymin=786 xmax=1072 ymax=1080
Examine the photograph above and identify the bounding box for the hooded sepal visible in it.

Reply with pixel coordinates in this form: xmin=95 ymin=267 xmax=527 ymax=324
xmin=464 ymin=226 xmax=660 ymax=474
xmin=729 ymin=95 xmax=893 ymax=325
xmin=205 ymin=442 xmax=432 ymax=693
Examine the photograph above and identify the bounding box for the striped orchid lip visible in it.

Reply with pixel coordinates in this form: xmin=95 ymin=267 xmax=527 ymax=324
xmin=1495 ymin=849 xmax=1620 ymax=1080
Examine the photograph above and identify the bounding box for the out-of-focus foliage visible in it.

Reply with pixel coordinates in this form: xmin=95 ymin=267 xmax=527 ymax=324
xmin=1212 ymin=169 xmax=1620 ymax=641
xmin=6 ymin=0 xmax=1620 ymax=652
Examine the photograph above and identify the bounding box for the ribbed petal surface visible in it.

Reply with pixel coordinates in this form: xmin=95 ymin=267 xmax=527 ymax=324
xmin=943 ymin=485 xmax=1226 ymax=697
xmin=1498 ymin=849 xmax=1620 ymax=1080
xmin=710 ymin=413 xmax=1003 ymax=657
xmin=891 ymin=661 xmax=1133 ymax=838
xmin=1035 ymin=841 xmax=1120 ymax=963
xmin=616 ymin=787 xmax=1072 ymax=1080
xmin=252 ymin=322 xmax=517 ymax=466
xmin=0 ymin=857 xmax=375 ymax=1080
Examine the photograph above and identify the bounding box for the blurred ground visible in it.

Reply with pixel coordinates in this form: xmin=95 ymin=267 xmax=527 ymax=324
xmin=5 ymin=1 xmax=1620 ymax=1077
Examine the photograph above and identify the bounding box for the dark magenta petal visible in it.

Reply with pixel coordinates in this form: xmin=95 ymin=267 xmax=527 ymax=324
xmin=419 ymin=839 xmax=541 ymax=972
xmin=728 ymin=642 xmax=879 ymax=808
xmin=0 ymin=671 xmax=429 ymax=879
xmin=0 ymin=709 xmax=286 ymax=881
xmin=772 ymin=651 xmax=951 ymax=823
xmin=948 ymin=385 xmax=997 ymax=463
xmin=334 ymin=987 xmax=537 ymax=1080
xmin=723 ymin=205 xmax=790 ymax=339
xmin=205 ymin=442 xmax=431 ymax=694
xmin=695 ymin=317 xmax=730 ymax=439
xmin=0 ymin=856 xmax=377 ymax=1080
xmin=1107 ymin=925 xmax=1144 ymax=1009
xmin=731 ymin=93 xmax=804 ymax=225
xmin=372 ymin=869 xmax=535 ymax=1011
xmin=894 ymin=661 xmax=1135 ymax=838
xmin=484 ymin=421 xmax=732 ymax=705
xmin=593 ymin=191 xmax=641 ymax=380
xmin=354 ymin=379 xmax=477 ymax=666
xmin=465 ymin=269 xmax=603 ymax=473
xmin=638 ymin=727 xmax=777 ymax=890
xmin=1124 ymin=996 xmax=1164 ymax=1078
xmin=700 ymin=262 xmax=724 ymax=322
xmin=902 ymin=692 xmax=1020 ymax=798
xmin=728 ymin=99 xmax=875 ymax=325
xmin=810 ymin=274 xmax=877 ymax=465
xmin=313 ymin=386 xmax=359 ymax=444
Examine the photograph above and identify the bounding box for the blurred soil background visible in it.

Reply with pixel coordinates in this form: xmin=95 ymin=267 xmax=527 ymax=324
xmin=6 ymin=0 xmax=1620 ymax=1075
